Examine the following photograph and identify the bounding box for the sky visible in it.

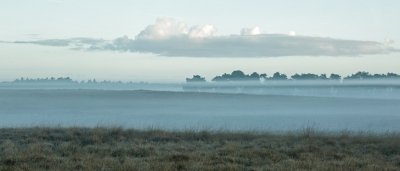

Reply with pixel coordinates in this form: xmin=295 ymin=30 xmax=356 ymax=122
xmin=1 ymin=0 xmax=399 ymax=82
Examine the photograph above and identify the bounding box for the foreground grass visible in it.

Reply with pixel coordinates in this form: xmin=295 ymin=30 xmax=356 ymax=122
xmin=1 ymin=127 xmax=400 ymax=171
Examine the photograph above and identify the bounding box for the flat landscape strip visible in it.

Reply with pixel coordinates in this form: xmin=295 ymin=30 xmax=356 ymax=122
xmin=1 ymin=127 xmax=400 ymax=170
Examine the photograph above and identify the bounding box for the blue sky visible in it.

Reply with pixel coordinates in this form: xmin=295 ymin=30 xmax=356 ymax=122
xmin=1 ymin=0 xmax=399 ymax=82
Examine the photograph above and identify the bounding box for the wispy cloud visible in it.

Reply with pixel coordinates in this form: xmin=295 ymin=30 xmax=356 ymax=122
xmin=13 ymin=38 xmax=107 ymax=47
xmin=14 ymin=39 xmax=71 ymax=46
xmin=5 ymin=18 xmax=399 ymax=57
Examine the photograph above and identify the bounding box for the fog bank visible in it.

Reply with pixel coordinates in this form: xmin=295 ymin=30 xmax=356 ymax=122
xmin=1 ymin=89 xmax=399 ymax=132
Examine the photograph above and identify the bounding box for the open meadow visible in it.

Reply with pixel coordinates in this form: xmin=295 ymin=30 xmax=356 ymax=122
xmin=1 ymin=89 xmax=400 ymax=170
xmin=1 ymin=127 xmax=400 ymax=171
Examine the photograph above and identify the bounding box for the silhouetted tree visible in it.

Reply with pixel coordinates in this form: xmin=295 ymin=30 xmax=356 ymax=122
xmin=372 ymin=74 xmax=386 ymax=79
xmin=211 ymin=70 xmax=264 ymax=82
xmin=230 ymin=70 xmax=247 ymax=81
xmin=186 ymin=75 xmax=206 ymax=83
xmin=387 ymin=73 xmax=400 ymax=78
xmin=319 ymin=74 xmax=328 ymax=80
xmin=248 ymin=72 xmax=261 ymax=81
xmin=57 ymin=77 xmax=73 ymax=82
xmin=291 ymin=73 xmax=319 ymax=80
xmin=344 ymin=72 xmax=400 ymax=80
xmin=260 ymin=74 xmax=267 ymax=79
xmin=267 ymin=72 xmax=287 ymax=80
xmin=329 ymin=73 xmax=341 ymax=81
xmin=211 ymin=76 xmax=227 ymax=82
xmin=10 ymin=77 xmax=77 ymax=83
xmin=344 ymin=71 xmax=372 ymax=80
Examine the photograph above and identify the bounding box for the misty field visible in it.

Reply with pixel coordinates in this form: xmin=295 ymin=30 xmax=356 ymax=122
xmin=1 ymin=127 xmax=400 ymax=171
xmin=1 ymin=89 xmax=400 ymax=170
xmin=1 ymin=89 xmax=400 ymax=131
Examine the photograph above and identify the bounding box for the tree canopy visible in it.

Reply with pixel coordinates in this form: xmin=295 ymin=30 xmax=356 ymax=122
xmin=186 ymin=75 xmax=206 ymax=83
xmin=211 ymin=70 xmax=265 ymax=82
xmin=290 ymin=73 xmax=341 ymax=81
xmin=207 ymin=71 xmax=400 ymax=83
xmin=344 ymin=72 xmax=400 ymax=80
xmin=267 ymin=72 xmax=288 ymax=80
xmin=12 ymin=77 xmax=74 ymax=83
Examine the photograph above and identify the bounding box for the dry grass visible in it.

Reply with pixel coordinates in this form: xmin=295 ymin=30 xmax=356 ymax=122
xmin=1 ymin=126 xmax=400 ymax=171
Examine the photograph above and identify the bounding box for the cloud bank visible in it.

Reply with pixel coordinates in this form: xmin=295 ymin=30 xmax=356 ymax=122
xmin=7 ymin=18 xmax=399 ymax=57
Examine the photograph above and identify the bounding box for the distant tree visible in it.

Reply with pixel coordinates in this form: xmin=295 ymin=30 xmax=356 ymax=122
xmin=329 ymin=73 xmax=341 ymax=81
xmin=211 ymin=70 xmax=264 ymax=82
xmin=221 ymin=73 xmax=231 ymax=80
xmin=57 ymin=77 xmax=72 ymax=82
xmin=372 ymin=74 xmax=386 ymax=79
xmin=319 ymin=74 xmax=329 ymax=80
xmin=211 ymin=76 xmax=227 ymax=82
xmin=387 ymin=72 xmax=400 ymax=78
xmin=344 ymin=72 xmax=400 ymax=80
xmin=260 ymin=73 xmax=267 ymax=79
xmin=268 ymin=72 xmax=288 ymax=80
xmin=230 ymin=70 xmax=247 ymax=81
xmin=291 ymin=73 xmax=319 ymax=80
xmin=344 ymin=71 xmax=372 ymax=80
xmin=186 ymin=75 xmax=206 ymax=83
xmin=291 ymin=73 xmax=300 ymax=80
xmin=248 ymin=72 xmax=261 ymax=81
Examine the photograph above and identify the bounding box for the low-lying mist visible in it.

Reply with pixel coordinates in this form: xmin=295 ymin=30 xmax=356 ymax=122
xmin=2 ymin=79 xmax=400 ymax=99
xmin=1 ymin=89 xmax=399 ymax=132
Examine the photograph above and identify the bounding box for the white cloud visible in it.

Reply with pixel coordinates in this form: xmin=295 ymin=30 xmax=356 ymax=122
xmin=188 ymin=24 xmax=217 ymax=38
xmin=241 ymin=27 xmax=260 ymax=35
xmin=8 ymin=18 xmax=400 ymax=57
xmin=12 ymin=38 xmax=106 ymax=47
xmin=136 ymin=18 xmax=216 ymax=40
xmin=137 ymin=18 xmax=188 ymax=40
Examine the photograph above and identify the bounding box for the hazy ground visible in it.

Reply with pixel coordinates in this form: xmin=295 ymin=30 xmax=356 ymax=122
xmin=1 ymin=89 xmax=399 ymax=132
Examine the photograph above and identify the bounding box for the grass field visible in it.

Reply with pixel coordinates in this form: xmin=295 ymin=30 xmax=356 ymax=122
xmin=1 ymin=127 xmax=400 ymax=171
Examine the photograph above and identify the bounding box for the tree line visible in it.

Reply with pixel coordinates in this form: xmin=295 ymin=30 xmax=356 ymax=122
xmin=12 ymin=77 xmax=75 ymax=83
xmin=4 ymin=71 xmax=399 ymax=84
xmin=8 ymin=77 xmax=149 ymax=84
xmin=186 ymin=71 xmax=400 ymax=83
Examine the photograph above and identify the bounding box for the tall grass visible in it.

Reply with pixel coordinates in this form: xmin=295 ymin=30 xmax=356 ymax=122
xmin=1 ymin=126 xmax=400 ymax=170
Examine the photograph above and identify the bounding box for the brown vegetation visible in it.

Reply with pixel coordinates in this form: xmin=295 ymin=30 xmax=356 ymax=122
xmin=1 ymin=127 xmax=400 ymax=171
